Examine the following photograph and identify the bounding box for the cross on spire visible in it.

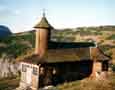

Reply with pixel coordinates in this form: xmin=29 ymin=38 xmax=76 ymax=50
xmin=43 ymin=8 xmax=46 ymax=17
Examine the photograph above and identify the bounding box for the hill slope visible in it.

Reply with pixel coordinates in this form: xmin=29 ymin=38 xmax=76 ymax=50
xmin=0 ymin=31 xmax=35 ymax=58
xmin=0 ymin=25 xmax=115 ymax=63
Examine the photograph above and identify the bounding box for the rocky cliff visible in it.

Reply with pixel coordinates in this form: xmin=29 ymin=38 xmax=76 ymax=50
xmin=0 ymin=54 xmax=20 ymax=78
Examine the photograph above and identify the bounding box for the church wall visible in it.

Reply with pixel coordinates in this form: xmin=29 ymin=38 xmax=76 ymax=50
xmin=19 ymin=62 xmax=40 ymax=90
xmin=39 ymin=60 xmax=93 ymax=88
xmin=19 ymin=60 xmax=109 ymax=89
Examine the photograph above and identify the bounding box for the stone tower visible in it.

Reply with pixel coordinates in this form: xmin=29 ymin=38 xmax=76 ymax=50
xmin=34 ymin=13 xmax=53 ymax=58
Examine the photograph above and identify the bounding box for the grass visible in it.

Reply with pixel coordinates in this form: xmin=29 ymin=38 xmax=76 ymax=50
xmin=107 ymin=34 xmax=115 ymax=40
xmin=0 ymin=73 xmax=115 ymax=90
xmin=0 ymin=77 xmax=20 ymax=90
xmin=57 ymin=73 xmax=115 ymax=90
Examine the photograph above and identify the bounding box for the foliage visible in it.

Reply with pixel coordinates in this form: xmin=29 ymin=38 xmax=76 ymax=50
xmin=99 ymin=45 xmax=115 ymax=55
xmin=112 ymin=64 xmax=115 ymax=71
xmin=0 ymin=31 xmax=35 ymax=58
xmin=107 ymin=34 xmax=115 ymax=40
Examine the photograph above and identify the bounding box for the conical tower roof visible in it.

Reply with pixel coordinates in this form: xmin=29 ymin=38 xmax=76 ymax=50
xmin=34 ymin=14 xmax=53 ymax=29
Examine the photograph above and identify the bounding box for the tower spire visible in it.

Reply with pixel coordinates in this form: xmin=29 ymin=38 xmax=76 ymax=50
xmin=43 ymin=8 xmax=46 ymax=17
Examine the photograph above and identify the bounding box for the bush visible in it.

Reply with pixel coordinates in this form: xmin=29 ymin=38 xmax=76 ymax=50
xmin=112 ymin=65 xmax=115 ymax=71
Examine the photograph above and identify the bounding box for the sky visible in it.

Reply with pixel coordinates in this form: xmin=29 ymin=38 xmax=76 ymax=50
xmin=0 ymin=0 xmax=115 ymax=33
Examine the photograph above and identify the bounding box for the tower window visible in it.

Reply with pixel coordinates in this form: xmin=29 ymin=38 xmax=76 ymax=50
xmin=33 ymin=67 xmax=38 ymax=75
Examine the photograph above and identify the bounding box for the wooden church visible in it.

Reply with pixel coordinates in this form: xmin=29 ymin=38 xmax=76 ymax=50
xmin=17 ymin=14 xmax=111 ymax=90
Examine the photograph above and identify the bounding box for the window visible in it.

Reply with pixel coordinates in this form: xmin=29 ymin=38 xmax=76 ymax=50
xmin=22 ymin=64 xmax=26 ymax=72
xmin=33 ymin=67 xmax=38 ymax=75
xmin=102 ymin=61 xmax=108 ymax=71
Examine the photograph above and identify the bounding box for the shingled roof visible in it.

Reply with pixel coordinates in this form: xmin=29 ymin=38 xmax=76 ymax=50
xmin=19 ymin=47 xmax=111 ymax=64
xmin=18 ymin=47 xmax=91 ymax=64
xmin=34 ymin=16 xmax=53 ymax=29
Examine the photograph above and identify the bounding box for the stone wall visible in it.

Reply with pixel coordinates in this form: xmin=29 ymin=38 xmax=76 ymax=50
xmin=0 ymin=54 xmax=19 ymax=78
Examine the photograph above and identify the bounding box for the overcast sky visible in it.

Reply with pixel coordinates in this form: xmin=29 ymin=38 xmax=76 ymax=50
xmin=0 ymin=0 xmax=115 ymax=33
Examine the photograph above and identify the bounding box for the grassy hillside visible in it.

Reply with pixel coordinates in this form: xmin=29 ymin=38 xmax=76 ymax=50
xmin=52 ymin=26 xmax=115 ymax=63
xmin=0 ymin=25 xmax=115 ymax=63
xmin=0 ymin=31 xmax=35 ymax=59
xmin=0 ymin=25 xmax=115 ymax=90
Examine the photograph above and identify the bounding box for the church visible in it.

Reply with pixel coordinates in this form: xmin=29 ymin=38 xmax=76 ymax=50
xmin=17 ymin=14 xmax=110 ymax=90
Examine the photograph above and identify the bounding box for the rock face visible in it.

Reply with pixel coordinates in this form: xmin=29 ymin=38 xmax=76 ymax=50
xmin=0 ymin=54 xmax=19 ymax=78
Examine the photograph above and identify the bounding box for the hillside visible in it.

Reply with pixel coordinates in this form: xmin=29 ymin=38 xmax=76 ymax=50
xmin=0 ymin=31 xmax=35 ymax=58
xmin=0 ymin=25 xmax=115 ymax=90
xmin=0 ymin=25 xmax=115 ymax=63
xmin=52 ymin=26 xmax=115 ymax=63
